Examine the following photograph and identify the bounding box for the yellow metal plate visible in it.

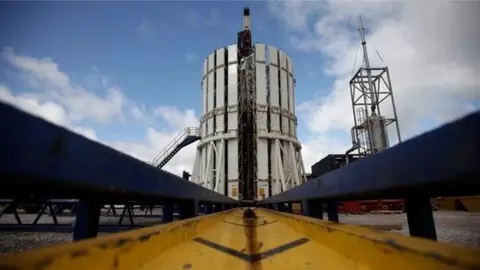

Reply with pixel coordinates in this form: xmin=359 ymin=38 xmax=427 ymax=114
xmin=1 ymin=208 xmax=479 ymax=270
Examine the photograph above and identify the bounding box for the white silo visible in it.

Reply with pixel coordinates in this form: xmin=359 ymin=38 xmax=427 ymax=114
xmin=190 ymin=43 xmax=307 ymax=200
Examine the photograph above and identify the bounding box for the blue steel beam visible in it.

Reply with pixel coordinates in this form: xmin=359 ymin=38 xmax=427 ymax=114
xmin=261 ymin=111 xmax=480 ymax=204
xmin=0 ymin=102 xmax=237 ymax=205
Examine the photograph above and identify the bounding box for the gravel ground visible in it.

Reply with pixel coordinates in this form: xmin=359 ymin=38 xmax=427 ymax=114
xmin=340 ymin=211 xmax=480 ymax=248
xmin=0 ymin=210 xmax=479 ymax=255
xmin=0 ymin=208 xmax=165 ymax=255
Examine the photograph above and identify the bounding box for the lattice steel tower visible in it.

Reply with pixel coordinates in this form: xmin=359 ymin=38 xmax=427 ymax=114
xmin=348 ymin=15 xmax=402 ymax=158
xmin=237 ymin=9 xmax=257 ymax=201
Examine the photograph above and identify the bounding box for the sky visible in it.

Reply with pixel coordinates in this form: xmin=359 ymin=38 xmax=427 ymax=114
xmin=0 ymin=1 xmax=479 ymax=175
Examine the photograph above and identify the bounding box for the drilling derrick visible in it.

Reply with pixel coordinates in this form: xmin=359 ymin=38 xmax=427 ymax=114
xmin=237 ymin=7 xmax=257 ymax=202
xmin=191 ymin=7 xmax=306 ymax=201
xmin=348 ymin=15 xmax=402 ymax=159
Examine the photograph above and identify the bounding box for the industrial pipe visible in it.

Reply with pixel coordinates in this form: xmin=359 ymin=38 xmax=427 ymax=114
xmin=346 ymin=126 xmax=361 ymax=164
xmin=345 ymin=142 xmax=359 ymax=165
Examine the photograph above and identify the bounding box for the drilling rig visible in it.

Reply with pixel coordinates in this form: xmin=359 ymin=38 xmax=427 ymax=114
xmin=189 ymin=7 xmax=305 ymax=203
xmin=347 ymin=15 xmax=402 ymax=160
xmin=237 ymin=7 xmax=256 ymax=203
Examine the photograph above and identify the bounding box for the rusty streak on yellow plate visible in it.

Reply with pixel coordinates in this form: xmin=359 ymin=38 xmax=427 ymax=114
xmin=1 ymin=208 xmax=479 ymax=270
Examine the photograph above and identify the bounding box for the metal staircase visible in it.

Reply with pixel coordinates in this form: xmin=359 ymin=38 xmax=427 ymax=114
xmin=152 ymin=127 xmax=200 ymax=169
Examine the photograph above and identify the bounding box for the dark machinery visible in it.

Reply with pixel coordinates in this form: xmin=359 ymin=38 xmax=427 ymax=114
xmin=237 ymin=8 xmax=252 ymax=59
xmin=237 ymin=7 xmax=257 ymax=203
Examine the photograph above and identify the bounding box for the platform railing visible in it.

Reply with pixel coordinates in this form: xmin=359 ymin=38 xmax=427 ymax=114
xmin=258 ymin=110 xmax=480 ymax=241
xmin=152 ymin=127 xmax=200 ymax=169
xmin=0 ymin=102 xmax=238 ymax=240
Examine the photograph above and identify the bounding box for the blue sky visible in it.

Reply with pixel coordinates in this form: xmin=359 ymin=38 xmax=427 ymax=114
xmin=1 ymin=1 xmax=478 ymax=174
xmin=0 ymin=1 xmax=330 ymax=142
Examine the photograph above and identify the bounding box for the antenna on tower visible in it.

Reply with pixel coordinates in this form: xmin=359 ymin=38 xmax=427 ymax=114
xmin=358 ymin=15 xmax=378 ymax=115
xmin=346 ymin=14 xmax=402 ymax=159
xmin=237 ymin=6 xmax=256 ymax=202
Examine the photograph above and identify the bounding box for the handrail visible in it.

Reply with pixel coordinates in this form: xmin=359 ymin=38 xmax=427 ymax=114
xmin=260 ymin=111 xmax=480 ymax=204
xmin=259 ymin=111 xmax=480 ymax=241
xmin=0 ymin=101 xmax=237 ymax=204
xmin=0 ymin=102 xmax=238 ymax=242
xmin=152 ymin=127 xmax=200 ymax=168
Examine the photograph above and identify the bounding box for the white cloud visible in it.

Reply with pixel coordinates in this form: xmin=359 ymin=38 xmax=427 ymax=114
xmin=109 ymin=127 xmax=198 ymax=174
xmin=0 ymin=85 xmax=99 ymax=142
xmin=110 ymin=106 xmax=199 ymax=173
xmin=2 ymin=48 xmax=126 ymax=123
xmin=0 ymin=49 xmax=200 ymax=176
xmin=73 ymin=126 xmax=98 ymax=141
xmin=301 ymin=135 xmax=351 ymax=173
xmin=130 ymin=105 xmax=145 ymax=121
xmin=0 ymin=85 xmax=69 ymax=126
xmin=153 ymin=106 xmax=199 ymax=130
xmin=269 ymin=1 xmax=480 ymax=168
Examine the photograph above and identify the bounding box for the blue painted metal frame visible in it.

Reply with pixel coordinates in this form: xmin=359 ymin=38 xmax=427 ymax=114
xmin=0 ymin=102 xmax=237 ymax=240
xmin=0 ymin=102 xmax=237 ymax=205
xmin=0 ymin=198 xmax=183 ymax=233
xmin=260 ymin=111 xmax=479 ymax=240
xmin=260 ymin=111 xmax=480 ymax=204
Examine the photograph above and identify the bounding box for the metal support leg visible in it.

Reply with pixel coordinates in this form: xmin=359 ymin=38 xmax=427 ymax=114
xmin=162 ymin=203 xmax=174 ymax=223
xmin=70 ymin=203 xmax=78 ymax=214
xmin=73 ymin=199 xmax=101 ymax=241
xmin=47 ymin=202 xmax=58 ymax=224
xmin=302 ymin=199 xmax=323 ymax=219
xmin=32 ymin=203 xmax=48 ymax=225
xmin=127 ymin=204 xmax=135 ymax=225
xmin=326 ymin=201 xmax=339 ymax=222
xmin=0 ymin=201 xmax=22 ymax=224
xmin=205 ymin=204 xmax=213 ymax=214
xmin=118 ymin=206 xmax=128 ymax=225
xmin=180 ymin=199 xmax=198 ymax=219
xmin=108 ymin=204 xmax=117 ymax=216
xmin=286 ymin=203 xmax=293 ymax=213
xmin=405 ymin=197 xmax=437 ymax=240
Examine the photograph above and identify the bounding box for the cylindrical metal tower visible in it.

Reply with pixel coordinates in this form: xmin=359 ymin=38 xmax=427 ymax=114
xmin=191 ymin=44 xmax=306 ymax=200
